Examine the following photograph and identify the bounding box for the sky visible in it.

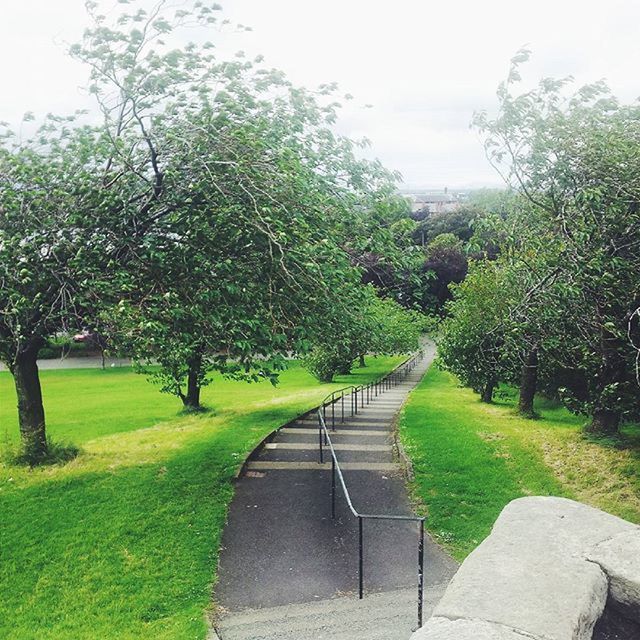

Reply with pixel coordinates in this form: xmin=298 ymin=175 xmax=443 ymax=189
xmin=1 ymin=0 xmax=640 ymax=189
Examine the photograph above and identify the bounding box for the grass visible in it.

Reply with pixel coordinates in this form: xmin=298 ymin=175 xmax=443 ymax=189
xmin=0 ymin=356 xmax=403 ymax=640
xmin=399 ymin=365 xmax=640 ymax=561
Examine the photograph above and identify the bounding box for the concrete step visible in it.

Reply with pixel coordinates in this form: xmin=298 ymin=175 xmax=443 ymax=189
xmin=215 ymin=585 xmax=447 ymax=640
xmin=276 ymin=433 xmax=392 ymax=447
xmin=284 ymin=428 xmax=390 ymax=438
xmin=246 ymin=461 xmax=399 ymax=472
xmin=255 ymin=446 xmax=393 ymax=464
xmin=292 ymin=420 xmax=389 ymax=430
xmin=264 ymin=443 xmax=391 ymax=452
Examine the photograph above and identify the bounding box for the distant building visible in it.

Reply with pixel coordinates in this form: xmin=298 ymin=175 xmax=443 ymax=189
xmin=403 ymin=189 xmax=461 ymax=217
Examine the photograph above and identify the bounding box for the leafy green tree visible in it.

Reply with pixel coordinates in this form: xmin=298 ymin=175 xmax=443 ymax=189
xmin=106 ymin=105 xmax=362 ymax=408
xmin=438 ymin=261 xmax=507 ymax=402
xmin=303 ymin=286 xmax=423 ymax=383
xmin=474 ymin=50 xmax=640 ymax=433
xmin=0 ymin=120 xmax=109 ymax=462
xmin=71 ymin=0 xmax=403 ymax=408
xmin=411 ymin=205 xmax=480 ymax=246
xmin=421 ymin=233 xmax=468 ymax=313
xmin=368 ymin=295 xmax=425 ymax=356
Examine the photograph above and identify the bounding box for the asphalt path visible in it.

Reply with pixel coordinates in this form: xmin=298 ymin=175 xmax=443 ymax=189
xmin=215 ymin=344 xmax=456 ymax=614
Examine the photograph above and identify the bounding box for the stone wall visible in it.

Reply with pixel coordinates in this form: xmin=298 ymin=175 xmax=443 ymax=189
xmin=412 ymin=497 xmax=640 ymax=640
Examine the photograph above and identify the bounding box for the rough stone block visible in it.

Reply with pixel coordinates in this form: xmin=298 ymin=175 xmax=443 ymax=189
xmin=412 ymin=497 xmax=640 ymax=640
xmin=587 ymin=529 xmax=640 ymax=623
xmin=433 ymin=539 xmax=608 ymax=640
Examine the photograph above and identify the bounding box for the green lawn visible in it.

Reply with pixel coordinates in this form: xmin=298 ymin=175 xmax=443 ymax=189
xmin=0 ymin=357 xmax=402 ymax=640
xmin=400 ymin=365 xmax=640 ymax=561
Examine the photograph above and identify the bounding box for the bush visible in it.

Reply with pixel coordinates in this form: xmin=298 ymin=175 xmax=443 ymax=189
xmin=38 ymin=336 xmax=92 ymax=359
xmin=302 ymin=346 xmax=352 ymax=383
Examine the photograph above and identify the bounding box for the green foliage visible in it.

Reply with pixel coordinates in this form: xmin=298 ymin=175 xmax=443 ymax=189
xmin=1 ymin=0 xmax=410 ymax=457
xmin=67 ymin=0 xmax=405 ymax=408
xmin=302 ymin=285 xmax=423 ymax=382
xmin=412 ymin=205 xmax=480 ymax=246
xmin=368 ymin=294 xmax=425 ymax=355
xmin=438 ymin=261 xmax=507 ymax=398
xmin=473 ymin=50 xmax=640 ymax=431
xmin=301 ymin=347 xmax=349 ymax=383
xmin=38 ymin=337 xmax=93 ymax=360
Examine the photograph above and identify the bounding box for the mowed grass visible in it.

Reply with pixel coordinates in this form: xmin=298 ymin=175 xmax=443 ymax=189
xmin=0 ymin=357 xmax=402 ymax=640
xmin=399 ymin=365 xmax=640 ymax=561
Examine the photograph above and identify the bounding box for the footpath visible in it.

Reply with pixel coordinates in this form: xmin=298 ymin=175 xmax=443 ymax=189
xmin=214 ymin=344 xmax=456 ymax=640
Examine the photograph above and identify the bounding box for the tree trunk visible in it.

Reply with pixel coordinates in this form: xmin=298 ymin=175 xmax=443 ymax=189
xmin=481 ymin=377 xmax=496 ymax=403
xmin=586 ymin=315 xmax=625 ymax=436
xmin=183 ymin=351 xmax=202 ymax=410
xmin=358 ymin=354 xmax=366 ymax=368
xmin=11 ymin=342 xmax=47 ymax=462
xmin=337 ymin=360 xmax=353 ymax=375
xmin=587 ymin=409 xmax=621 ymax=436
xmin=518 ymin=348 xmax=538 ymax=418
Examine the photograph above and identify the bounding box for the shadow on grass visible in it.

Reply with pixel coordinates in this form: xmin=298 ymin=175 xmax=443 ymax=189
xmin=178 ymin=405 xmax=216 ymax=417
xmin=1 ymin=437 xmax=80 ymax=468
xmin=582 ymin=426 xmax=640 ymax=452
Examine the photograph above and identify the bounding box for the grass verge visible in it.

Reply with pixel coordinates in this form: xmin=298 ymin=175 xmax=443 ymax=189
xmin=0 ymin=357 xmax=402 ymax=640
xmin=399 ymin=365 xmax=640 ymax=561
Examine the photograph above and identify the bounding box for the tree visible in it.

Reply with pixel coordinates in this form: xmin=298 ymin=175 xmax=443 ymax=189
xmin=438 ymin=261 xmax=507 ymax=403
xmin=107 ymin=103 xmax=362 ymax=409
xmin=474 ymin=50 xmax=640 ymax=433
xmin=411 ymin=205 xmax=480 ymax=246
xmin=71 ymin=0 xmax=405 ymax=408
xmin=303 ymin=285 xmax=423 ymax=383
xmin=421 ymin=233 xmax=468 ymax=313
xmin=0 ymin=119 xmax=109 ymax=462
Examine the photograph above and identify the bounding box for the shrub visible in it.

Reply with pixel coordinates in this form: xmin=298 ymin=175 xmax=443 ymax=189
xmin=302 ymin=346 xmax=352 ymax=383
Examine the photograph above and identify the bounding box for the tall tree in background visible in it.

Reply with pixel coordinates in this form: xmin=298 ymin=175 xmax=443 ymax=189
xmin=438 ymin=261 xmax=507 ymax=403
xmin=1 ymin=0 xmax=414 ymax=456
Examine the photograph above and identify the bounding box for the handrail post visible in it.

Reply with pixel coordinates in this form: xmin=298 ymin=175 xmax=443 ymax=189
xmin=331 ymin=456 xmax=336 ymax=519
xmin=358 ymin=516 xmax=364 ymax=599
xmin=354 ymin=388 xmax=358 ymax=414
xmin=332 ymin=397 xmax=335 ymax=431
xmin=341 ymin=391 xmax=345 ymax=424
xmin=318 ymin=420 xmax=324 ymax=464
xmin=418 ymin=519 xmax=425 ymax=628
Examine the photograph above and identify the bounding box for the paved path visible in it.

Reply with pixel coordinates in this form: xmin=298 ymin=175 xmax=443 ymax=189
xmin=0 ymin=357 xmax=131 ymax=371
xmin=215 ymin=344 xmax=456 ymax=639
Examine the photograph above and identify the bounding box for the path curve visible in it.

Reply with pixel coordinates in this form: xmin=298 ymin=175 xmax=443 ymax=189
xmin=214 ymin=343 xmax=456 ymax=640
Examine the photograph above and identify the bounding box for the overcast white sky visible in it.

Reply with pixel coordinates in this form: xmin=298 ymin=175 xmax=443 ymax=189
xmin=1 ymin=0 xmax=639 ymax=188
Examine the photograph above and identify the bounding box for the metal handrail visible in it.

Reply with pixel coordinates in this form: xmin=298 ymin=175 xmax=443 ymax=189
xmin=316 ymin=351 xmax=426 ymax=629
xmin=319 ymin=351 xmax=424 ymax=431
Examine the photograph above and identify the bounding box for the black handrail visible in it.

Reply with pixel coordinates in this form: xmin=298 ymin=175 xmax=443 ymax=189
xmin=319 ymin=351 xmax=424 ymax=432
xmin=316 ymin=351 xmax=426 ymax=629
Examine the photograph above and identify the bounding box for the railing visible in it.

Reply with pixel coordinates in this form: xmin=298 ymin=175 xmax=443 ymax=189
xmin=316 ymin=352 xmax=427 ymax=628
xmin=319 ymin=351 xmax=423 ymax=433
